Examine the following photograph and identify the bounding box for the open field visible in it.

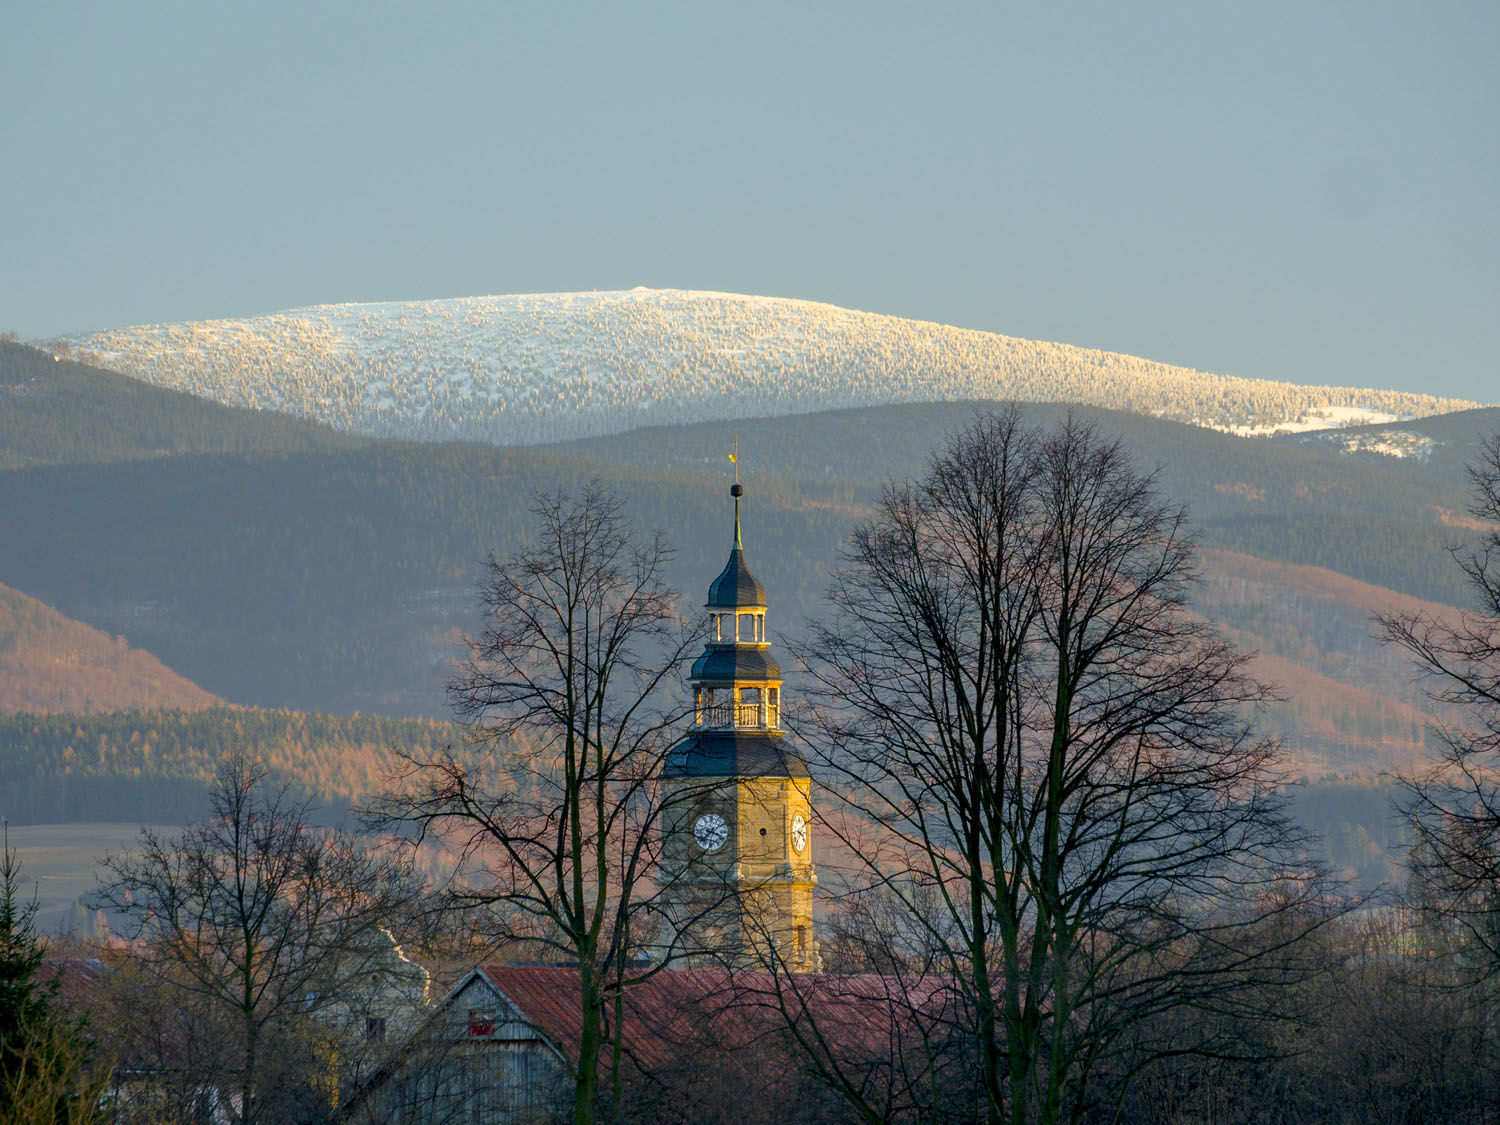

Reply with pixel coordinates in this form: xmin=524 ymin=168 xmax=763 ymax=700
xmin=4 ymin=821 xmax=178 ymax=932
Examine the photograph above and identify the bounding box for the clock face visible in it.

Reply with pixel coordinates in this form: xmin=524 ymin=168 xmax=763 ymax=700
xmin=791 ymin=814 xmax=808 ymax=854
xmin=693 ymin=813 xmax=729 ymax=852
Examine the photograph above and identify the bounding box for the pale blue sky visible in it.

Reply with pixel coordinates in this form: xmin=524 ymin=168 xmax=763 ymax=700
xmin=2 ymin=2 xmax=1495 ymax=400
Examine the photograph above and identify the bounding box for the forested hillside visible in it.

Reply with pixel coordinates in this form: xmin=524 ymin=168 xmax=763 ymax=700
xmin=1195 ymin=548 xmax=1458 ymax=776
xmin=0 ymin=582 xmax=218 ymax=713
xmin=60 ymin=290 xmax=1479 ymax=445
xmin=560 ymin=401 xmax=1500 ymax=608
xmin=2 ymin=350 xmax=1495 ymax=782
xmin=0 ymin=340 xmax=357 ymax=468
xmin=0 ymin=444 xmax=849 ymax=712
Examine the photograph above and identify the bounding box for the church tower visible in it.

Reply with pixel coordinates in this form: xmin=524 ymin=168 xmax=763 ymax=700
xmin=658 ymin=480 xmax=819 ymax=973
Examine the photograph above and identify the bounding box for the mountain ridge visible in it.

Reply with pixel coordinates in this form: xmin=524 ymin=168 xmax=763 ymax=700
xmin=60 ymin=289 xmax=1481 ymax=446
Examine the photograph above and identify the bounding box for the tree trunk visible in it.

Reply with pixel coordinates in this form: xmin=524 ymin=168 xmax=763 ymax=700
xmin=574 ymin=965 xmax=601 ymax=1125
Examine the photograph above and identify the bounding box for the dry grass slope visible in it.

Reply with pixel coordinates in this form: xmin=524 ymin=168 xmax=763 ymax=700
xmin=0 ymin=582 xmax=219 ymax=713
xmin=1198 ymin=548 xmax=1462 ymax=777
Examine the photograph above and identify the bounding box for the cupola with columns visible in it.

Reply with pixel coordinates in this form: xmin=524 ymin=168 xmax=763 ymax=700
xmin=657 ymin=478 xmax=819 ymax=973
xmin=692 ymin=482 xmax=782 ymax=735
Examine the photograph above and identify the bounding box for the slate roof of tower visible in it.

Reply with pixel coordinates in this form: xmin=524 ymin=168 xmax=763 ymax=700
xmin=662 ymin=729 xmax=807 ymax=778
xmin=706 ymin=547 xmax=766 ymax=608
xmin=690 ymin=645 xmax=782 ymax=682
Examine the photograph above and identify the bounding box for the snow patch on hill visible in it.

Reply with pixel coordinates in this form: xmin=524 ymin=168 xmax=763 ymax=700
xmin=1220 ymin=405 xmax=1408 ymax=437
xmin=61 ymin=289 xmax=1480 ymax=447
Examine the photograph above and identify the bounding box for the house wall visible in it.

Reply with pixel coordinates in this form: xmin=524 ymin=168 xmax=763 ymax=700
xmin=340 ymin=976 xmax=568 ymax=1125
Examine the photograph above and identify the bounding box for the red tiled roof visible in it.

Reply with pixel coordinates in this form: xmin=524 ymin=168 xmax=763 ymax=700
xmin=41 ymin=956 xmax=113 ymax=1011
xmin=476 ymin=965 xmax=951 ymax=1073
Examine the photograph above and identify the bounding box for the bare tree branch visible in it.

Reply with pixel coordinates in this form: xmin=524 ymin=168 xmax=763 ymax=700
xmin=1381 ymin=429 xmax=1500 ymax=976
xmin=368 ymin=482 xmax=698 ymax=1124
xmin=787 ymin=409 xmax=1332 ymax=1124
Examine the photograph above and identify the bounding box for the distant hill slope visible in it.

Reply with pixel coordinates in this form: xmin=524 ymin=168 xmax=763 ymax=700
xmin=0 ymin=340 xmax=359 ymax=468
xmin=1270 ymin=405 xmax=1500 ymax=477
xmin=60 ymin=289 xmax=1479 ymax=445
xmin=0 ymin=581 xmax=218 ymax=712
xmin=1195 ymin=548 xmax=1465 ymax=777
xmin=556 ymin=399 xmax=1499 ymax=513
xmin=559 ymin=400 xmax=1498 ymax=609
xmin=2 ymin=359 xmax=1494 ymax=775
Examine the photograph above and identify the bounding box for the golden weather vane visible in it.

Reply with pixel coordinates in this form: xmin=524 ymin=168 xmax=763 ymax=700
xmin=728 ymin=435 xmax=739 ymax=485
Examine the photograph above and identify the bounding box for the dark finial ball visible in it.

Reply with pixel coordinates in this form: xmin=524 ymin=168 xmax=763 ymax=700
xmin=731 ymin=483 xmax=744 ymax=498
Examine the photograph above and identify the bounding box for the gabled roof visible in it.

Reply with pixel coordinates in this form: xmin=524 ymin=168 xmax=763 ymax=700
xmin=342 ymin=962 xmax=958 ymax=1120
xmin=477 ymin=965 xmax=744 ymax=1071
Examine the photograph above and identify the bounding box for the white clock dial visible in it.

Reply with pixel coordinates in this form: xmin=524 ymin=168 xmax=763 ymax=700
xmin=791 ymin=814 xmax=808 ymax=854
xmin=693 ymin=813 xmax=729 ymax=852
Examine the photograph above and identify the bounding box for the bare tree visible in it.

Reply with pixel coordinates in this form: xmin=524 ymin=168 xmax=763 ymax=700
xmin=1382 ymin=430 xmax=1500 ymax=976
xmin=95 ymin=752 xmax=417 ymax=1125
xmin=372 ymin=483 xmax=697 ymax=1124
xmin=791 ymin=409 xmax=1324 ymax=1124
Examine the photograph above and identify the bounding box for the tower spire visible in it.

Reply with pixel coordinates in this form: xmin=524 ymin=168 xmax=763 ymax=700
xmin=728 ymin=436 xmax=742 ymax=549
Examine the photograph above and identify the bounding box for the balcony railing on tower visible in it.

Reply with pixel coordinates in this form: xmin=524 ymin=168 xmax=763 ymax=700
xmin=696 ymin=697 xmax=782 ymax=730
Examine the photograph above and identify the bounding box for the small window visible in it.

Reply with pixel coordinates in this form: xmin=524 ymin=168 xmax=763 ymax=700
xmin=467 ymin=1010 xmax=494 ymax=1037
xmin=366 ymin=1017 xmax=387 ymax=1042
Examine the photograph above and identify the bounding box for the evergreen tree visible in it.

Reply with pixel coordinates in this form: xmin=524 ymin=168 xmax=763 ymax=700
xmin=0 ymin=825 xmax=106 ymax=1124
xmin=0 ymin=825 xmax=54 ymax=1082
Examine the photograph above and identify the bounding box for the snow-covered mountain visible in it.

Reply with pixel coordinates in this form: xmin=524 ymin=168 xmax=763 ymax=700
xmin=62 ymin=289 xmax=1479 ymax=446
